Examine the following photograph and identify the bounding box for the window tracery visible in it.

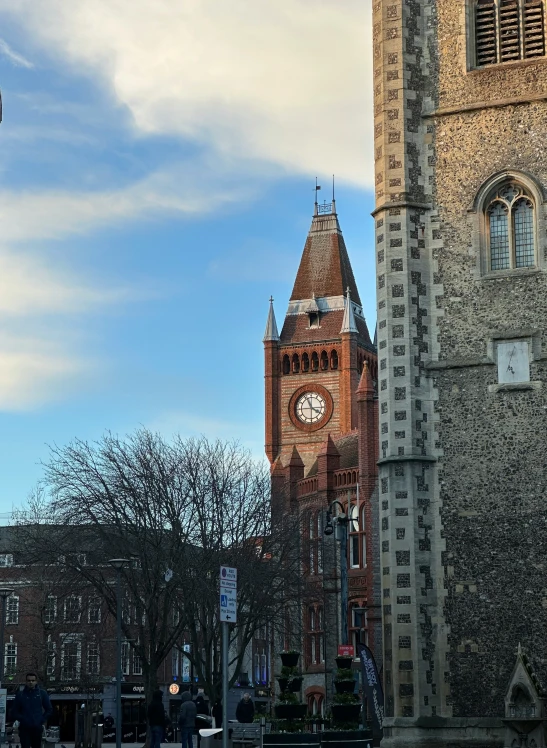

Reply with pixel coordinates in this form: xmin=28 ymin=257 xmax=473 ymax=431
xmin=486 ymin=183 xmax=536 ymax=270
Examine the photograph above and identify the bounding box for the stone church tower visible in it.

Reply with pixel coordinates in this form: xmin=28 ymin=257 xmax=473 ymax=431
xmin=373 ymin=1 xmax=547 ymax=746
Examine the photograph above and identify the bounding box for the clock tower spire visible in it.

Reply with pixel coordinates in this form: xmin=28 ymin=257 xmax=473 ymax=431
xmin=263 ymin=201 xmax=377 ymax=475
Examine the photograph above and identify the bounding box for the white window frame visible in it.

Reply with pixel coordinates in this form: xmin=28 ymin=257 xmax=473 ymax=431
xmin=132 ymin=647 xmax=142 ymax=676
xmin=46 ymin=636 xmax=56 ymax=680
xmin=87 ymin=642 xmax=100 ymax=676
xmin=88 ymin=598 xmax=101 ymax=624
xmin=44 ymin=595 xmax=57 ymax=625
xmin=6 ymin=596 xmax=19 ymax=625
xmin=60 ymin=635 xmax=82 ymax=681
xmin=63 ymin=596 xmax=82 ymax=624
xmin=121 ymin=640 xmax=130 ymax=676
xmin=5 ymin=638 xmax=17 ymax=676
xmin=0 ymin=554 xmax=14 ymax=567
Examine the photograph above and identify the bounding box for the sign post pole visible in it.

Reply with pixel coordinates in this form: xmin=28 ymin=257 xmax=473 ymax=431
xmin=222 ymin=621 xmax=229 ymax=748
xmin=219 ymin=566 xmax=237 ymax=748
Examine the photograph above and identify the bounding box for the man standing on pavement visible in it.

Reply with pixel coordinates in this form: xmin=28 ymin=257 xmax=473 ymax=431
xmin=235 ymin=693 xmax=254 ymax=723
xmin=13 ymin=672 xmax=52 ymax=748
xmin=178 ymin=691 xmax=196 ymax=748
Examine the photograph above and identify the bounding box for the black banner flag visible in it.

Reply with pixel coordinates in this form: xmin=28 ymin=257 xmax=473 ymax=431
xmin=358 ymin=643 xmax=384 ymax=732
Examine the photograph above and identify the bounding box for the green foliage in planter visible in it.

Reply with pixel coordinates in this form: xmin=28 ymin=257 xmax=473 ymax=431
xmin=325 ymin=721 xmax=360 ymax=731
xmin=278 ymin=691 xmax=299 ymax=704
xmin=334 ymin=669 xmax=354 ymax=680
xmin=281 ymin=665 xmax=298 ymax=677
xmin=333 ymin=692 xmax=358 ymax=704
xmin=280 ymin=649 xmax=300 ymax=655
xmin=270 ymin=719 xmax=307 ymax=733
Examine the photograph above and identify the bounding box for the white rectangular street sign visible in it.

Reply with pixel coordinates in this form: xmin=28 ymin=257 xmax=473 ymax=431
xmin=220 ymin=566 xmax=237 ymax=585
xmin=220 ymin=586 xmax=237 ymax=623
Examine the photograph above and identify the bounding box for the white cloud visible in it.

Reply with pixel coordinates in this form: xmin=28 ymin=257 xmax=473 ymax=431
xmin=0 ymin=38 xmax=33 ymax=68
xmin=0 ymin=0 xmax=373 ymax=186
xmin=0 ymin=330 xmax=94 ymax=410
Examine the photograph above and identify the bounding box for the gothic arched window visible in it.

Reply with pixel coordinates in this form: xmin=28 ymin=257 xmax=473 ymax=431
xmin=475 ymin=0 xmax=545 ymax=67
xmin=487 ymin=183 xmax=536 ymax=270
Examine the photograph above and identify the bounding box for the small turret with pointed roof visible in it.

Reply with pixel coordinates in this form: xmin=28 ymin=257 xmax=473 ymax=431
xmin=340 ymin=287 xmax=358 ymax=334
xmin=357 ymin=360 xmax=375 ymax=398
xmin=263 ymin=296 xmax=280 ymax=342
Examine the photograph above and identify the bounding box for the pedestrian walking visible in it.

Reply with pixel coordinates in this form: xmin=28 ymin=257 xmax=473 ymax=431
xmin=13 ymin=672 xmax=52 ymax=748
xmin=178 ymin=692 xmax=196 ymax=748
xmin=147 ymin=690 xmax=168 ymax=748
xmin=235 ymin=693 xmax=254 ymax=723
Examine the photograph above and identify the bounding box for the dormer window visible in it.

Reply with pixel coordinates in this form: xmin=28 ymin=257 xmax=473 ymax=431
xmin=306 ymin=295 xmax=321 ymax=328
xmin=308 ymin=312 xmax=320 ymax=328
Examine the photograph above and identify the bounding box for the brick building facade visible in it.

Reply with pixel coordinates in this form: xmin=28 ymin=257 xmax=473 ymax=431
xmin=373 ymin=1 xmax=547 ymax=746
xmin=263 ymin=200 xmax=380 ymax=713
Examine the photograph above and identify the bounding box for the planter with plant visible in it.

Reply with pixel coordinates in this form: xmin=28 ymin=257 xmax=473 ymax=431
xmin=265 ymin=651 xmax=310 ymax=743
xmin=330 ymin=662 xmax=360 ymax=727
xmin=280 ymin=650 xmax=301 ymax=669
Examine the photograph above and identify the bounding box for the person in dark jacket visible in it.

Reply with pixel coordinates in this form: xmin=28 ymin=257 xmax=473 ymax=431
xmin=147 ymin=690 xmax=167 ymax=748
xmin=13 ymin=672 xmax=52 ymax=748
xmin=212 ymin=700 xmax=222 ymax=729
xmin=235 ymin=693 xmax=254 ymax=723
xmin=178 ymin=692 xmax=196 ymax=748
xmin=194 ymin=689 xmax=208 ymax=716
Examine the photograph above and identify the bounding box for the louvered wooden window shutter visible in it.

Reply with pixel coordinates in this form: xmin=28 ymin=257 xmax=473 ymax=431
xmin=476 ymin=0 xmax=498 ymax=65
xmin=523 ymin=0 xmax=546 ymax=57
xmin=475 ymin=0 xmax=546 ymax=66
xmin=499 ymin=0 xmax=521 ymax=61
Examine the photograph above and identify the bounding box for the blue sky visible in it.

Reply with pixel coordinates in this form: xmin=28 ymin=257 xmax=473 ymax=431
xmin=0 ymin=0 xmax=375 ymax=518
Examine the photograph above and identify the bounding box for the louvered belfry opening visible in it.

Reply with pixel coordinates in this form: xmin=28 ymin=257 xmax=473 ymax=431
xmin=475 ymin=0 xmax=546 ymax=66
xmin=499 ymin=0 xmax=521 ymax=61
xmin=523 ymin=0 xmax=546 ymax=57
xmin=476 ymin=0 xmax=498 ymax=65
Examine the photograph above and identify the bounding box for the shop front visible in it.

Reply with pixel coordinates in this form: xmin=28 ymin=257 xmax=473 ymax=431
xmin=47 ymin=685 xmax=103 ymax=743
xmin=102 ymin=684 xmax=146 ymax=743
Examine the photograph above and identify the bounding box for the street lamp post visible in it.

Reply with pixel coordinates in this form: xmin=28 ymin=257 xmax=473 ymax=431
xmin=108 ymin=560 xmax=130 ymax=748
xmin=323 ymin=501 xmax=349 ymax=645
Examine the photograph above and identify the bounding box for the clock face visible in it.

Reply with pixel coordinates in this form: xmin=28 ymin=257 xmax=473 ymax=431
xmin=295 ymin=392 xmax=326 ymax=424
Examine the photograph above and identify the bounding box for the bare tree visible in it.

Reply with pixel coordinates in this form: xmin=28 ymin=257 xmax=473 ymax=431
xmin=15 ymin=430 xmax=301 ymax=704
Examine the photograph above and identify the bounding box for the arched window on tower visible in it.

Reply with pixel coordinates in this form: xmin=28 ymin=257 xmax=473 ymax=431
xmin=282 ymin=355 xmax=290 ymax=375
xmin=320 ymin=351 xmax=329 ymax=371
xmin=486 ymin=182 xmax=536 ymax=270
xmin=330 ymin=350 xmax=339 ymax=370
xmin=292 ymin=354 xmax=300 ymax=374
xmin=302 ymin=352 xmax=310 ymax=372
xmin=474 ymin=0 xmax=545 ymax=67
xmin=311 ymin=352 xmax=319 ymax=372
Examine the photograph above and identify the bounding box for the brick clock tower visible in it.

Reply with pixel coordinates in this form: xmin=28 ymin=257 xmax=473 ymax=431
xmin=263 ymin=199 xmax=380 ymax=710
xmin=264 ymin=199 xmax=377 ymax=474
